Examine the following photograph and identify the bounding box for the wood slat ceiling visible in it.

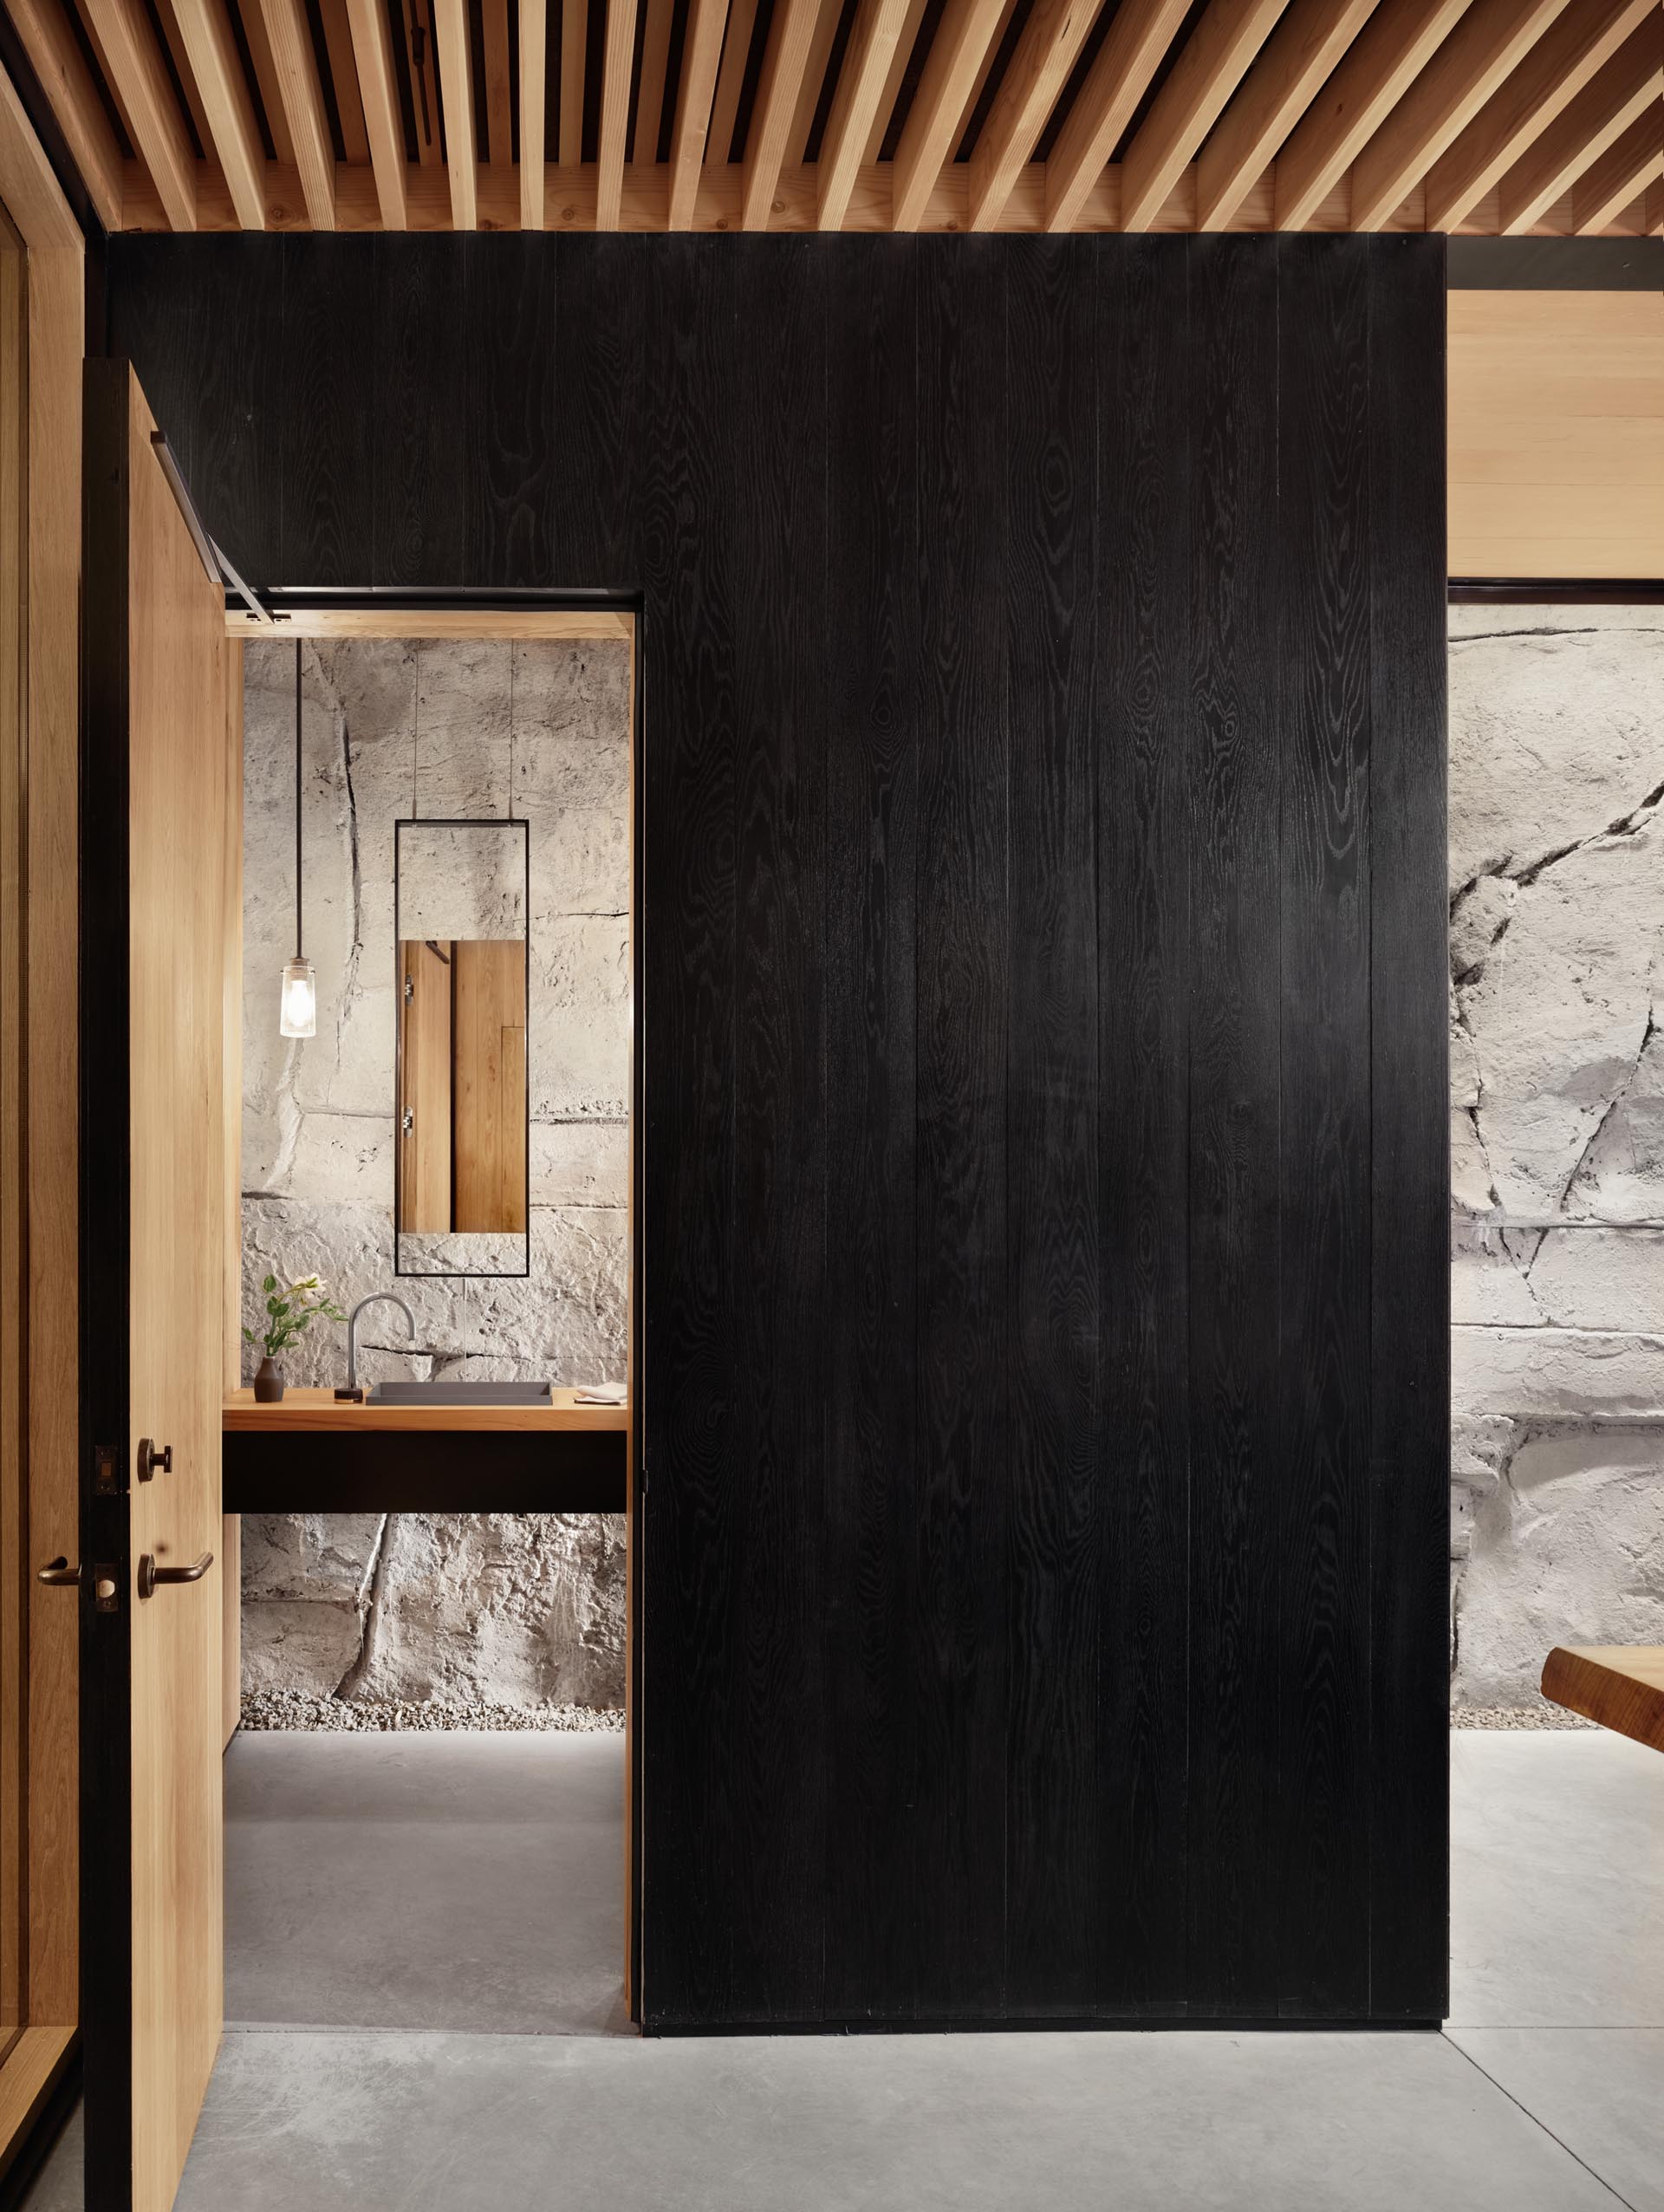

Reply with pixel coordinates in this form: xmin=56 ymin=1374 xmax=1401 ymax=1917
xmin=9 ymin=0 xmax=1663 ymax=237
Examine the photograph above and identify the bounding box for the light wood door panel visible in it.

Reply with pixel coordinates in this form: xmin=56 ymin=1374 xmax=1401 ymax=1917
xmin=82 ymin=361 xmax=227 ymax=2212
xmin=453 ymin=937 xmax=527 ymax=1233
xmin=399 ymin=935 xmax=453 ymax=1231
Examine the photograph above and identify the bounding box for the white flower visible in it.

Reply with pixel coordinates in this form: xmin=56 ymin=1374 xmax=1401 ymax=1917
xmin=289 ymin=1274 xmax=322 ymax=1295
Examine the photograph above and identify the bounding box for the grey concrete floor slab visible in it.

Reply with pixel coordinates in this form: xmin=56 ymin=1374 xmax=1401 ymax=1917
xmin=1449 ymin=2028 xmax=1664 ymax=2212
xmin=1451 ymin=1729 xmax=1664 ymax=2028
xmin=19 ymin=1729 xmax=1664 ymax=2210
xmin=224 ymin=1730 xmax=629 ymax=2035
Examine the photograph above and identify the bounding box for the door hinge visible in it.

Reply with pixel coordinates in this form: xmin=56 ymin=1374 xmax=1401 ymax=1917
xmin=94 ymin=1443 xmax=125 ymax=1496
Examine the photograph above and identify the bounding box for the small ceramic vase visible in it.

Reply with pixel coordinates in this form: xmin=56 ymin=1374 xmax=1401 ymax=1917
xmin=253 ymin=1356 xmax=286 ymax=1403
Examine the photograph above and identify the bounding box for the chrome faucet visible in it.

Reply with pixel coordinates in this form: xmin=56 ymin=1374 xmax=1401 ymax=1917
xmin=345 ymin=1293 xmax=416 ymax=1396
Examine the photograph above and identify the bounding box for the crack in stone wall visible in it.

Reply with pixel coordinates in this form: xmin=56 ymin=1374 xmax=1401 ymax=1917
xmin=1448 ymin=603 xmax=1664 ymax=1709
xmin=239 ymin=638 xmax=631 ymax=1713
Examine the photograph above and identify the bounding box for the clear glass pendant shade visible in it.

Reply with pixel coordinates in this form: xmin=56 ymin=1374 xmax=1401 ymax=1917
xmin=280 ymin=956 xmax=316 ymax=1038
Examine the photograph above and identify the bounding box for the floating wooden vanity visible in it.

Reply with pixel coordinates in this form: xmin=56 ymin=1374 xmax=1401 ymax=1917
xmin=222 ymin=1389 xmax=628 ymax=1514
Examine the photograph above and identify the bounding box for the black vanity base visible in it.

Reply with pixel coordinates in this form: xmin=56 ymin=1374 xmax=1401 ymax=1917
xmin=222 ymin=1427 xmax=627 ymax=1514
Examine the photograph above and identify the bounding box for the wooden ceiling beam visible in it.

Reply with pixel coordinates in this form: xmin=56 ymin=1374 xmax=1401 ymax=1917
xmin=257 ymin=0 xmax=337 ymax=228
xmin=1571 ymin=106 xmax=1664 ymax=235
xmin=560 ymin=0 xmax=587 ymax=161
xmin=742 ymin=0 xmax=825 ymax=227
xmin=707 ymin=0 xmax=759 ymax=163
xmin=668 ymin=0 xmax=731 ymax=229
xmin=1120 ymin=0 xmax=1290 ymax=234
xmin=1648 ymin=177 xmax=1664 ymax=235
xmin=968 ymin=0 xmax=1110 ymax=231
xmin=315 ymin=0 xmax=369 ymax=160
xmin=1044 ymin=0 xmax=1190 ymax=233
xmin=789 ymin=0 xmax=845 ymax=161
xmin=1196 ymin=0 xmax=1377 ymax=231
xmin=1272 ymin=0 xmax=1466 ymax=230
xmin=343 ymin=0 xmax=407 ymax=226
xmin=1498 ymin=18 xmax=1662 ymax=233
xmin=891 ymin=0 xmax=1007 ymax=231
xmin=861 ymin=0 xmax=931 ymax=161
xmin=1424 ymin=0 xmax=1653 ymax=231
xmin=1348 ymin=0 xmax=1573 ymax=232
xmin=483 ymin=0 xmax=513 ymax=162
xmin=596 ymin=0 xmax=640 ymax=227
xmin=3 ymin=0 xmax=125 ymax=228
xmin=521 ymin=0 xmax=548 ymax=226
xmin=238 ymin=0 xmax=296 ymax=165
xmin=172 ymin=0 xmax=270 ymax=228
xmin=634 ymin=0 xmax=678 ymax=161
xmin=818 ymin=0 xmax=915 ymax=229
xmin=81 ymin=0 xmax=198 ymax=229
xmin=432 ymin=0 xmax=478 ymax=226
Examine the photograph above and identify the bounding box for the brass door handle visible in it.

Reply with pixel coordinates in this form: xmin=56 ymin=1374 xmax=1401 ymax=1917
xmin=137 ymin=1551 xmax=213 ymax=1599
xmin=37 ymin=1556 xmax=81 ymax=1585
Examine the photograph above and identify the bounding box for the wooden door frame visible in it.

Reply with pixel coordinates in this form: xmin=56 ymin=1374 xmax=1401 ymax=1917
xmin=223 ymin=599 xmax=644 ymax=2016
xmin=0 ymin=55 xmax=81 ymax=2194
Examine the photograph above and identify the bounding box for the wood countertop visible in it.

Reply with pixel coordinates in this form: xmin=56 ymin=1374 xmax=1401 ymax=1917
xmin=224 ymin=1387 xmax=628 ymax=1433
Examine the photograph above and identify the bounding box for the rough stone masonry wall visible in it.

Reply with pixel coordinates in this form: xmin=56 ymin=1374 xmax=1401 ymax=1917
xmin=239 ymin=637 xmax=630 ymax=1712
xmin=1449 ymin=604 xmax=1664 ymax=1711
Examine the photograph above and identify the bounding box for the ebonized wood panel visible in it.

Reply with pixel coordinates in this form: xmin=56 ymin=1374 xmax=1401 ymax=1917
xmin=103 ymin=232 xmax=1450 ymax=2033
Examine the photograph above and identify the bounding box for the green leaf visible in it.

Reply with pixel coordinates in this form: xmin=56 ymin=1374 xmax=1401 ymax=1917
xmin=263 ymin=1275 xmax=276 ymax=1292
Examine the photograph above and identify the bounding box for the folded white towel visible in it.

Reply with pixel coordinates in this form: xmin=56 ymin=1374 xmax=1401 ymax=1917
xmin=575 ymin=1382 xmax=627 ymax=1405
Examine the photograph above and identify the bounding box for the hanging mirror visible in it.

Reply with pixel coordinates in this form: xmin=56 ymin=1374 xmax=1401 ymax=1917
xmin=394 ymin=817 xmax=530 ymax=1278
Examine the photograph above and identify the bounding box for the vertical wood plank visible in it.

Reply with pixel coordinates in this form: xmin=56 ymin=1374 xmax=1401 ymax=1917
xmin=912 ymin=235 xmax=1010 ymax=2021
xmin=1184 ymin=232 xmax=1281 ymax=2020
xmin=728 ymin=237 xmax=829 ymax=2020
xmin=1277 ymin=231 xmax=1373 ymax=2021
xmin=549 ymin=233 xmax=647 ymax=590
xmin=282 ymin=237 xmax=374 ymax=587
xmin=638 ymin=237 xmax=740 ymax=2026
xmin=822 ymin=233 xmax=920 ymax=2026
xmin=1368 ymin=230 xmax=1449 ymax=2024
xmin=373 ymin=236 xmax=465 ymax=587
xmin=176 ymin=240 xmax=284 ymax=583
xmin=465 ymin=237 xmax=559 ymax=589
xmin=1003 ymin=232 xmax=1101 ymax=2020
xmin=1095 ymin=233 xmax=1191 ymax=2020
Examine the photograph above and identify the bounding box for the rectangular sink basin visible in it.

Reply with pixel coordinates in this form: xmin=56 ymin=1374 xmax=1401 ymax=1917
xmin=367 ymin=1380 xmax=553 ymax=1406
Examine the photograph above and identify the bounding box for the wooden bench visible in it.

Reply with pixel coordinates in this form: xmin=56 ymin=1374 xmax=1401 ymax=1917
xmin=1541 ymin=1647 xmax=1664 ymax=1753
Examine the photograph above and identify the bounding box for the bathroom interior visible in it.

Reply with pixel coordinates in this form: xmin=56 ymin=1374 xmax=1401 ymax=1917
xmin=224 ymin=616 xmax=636 ymax=2035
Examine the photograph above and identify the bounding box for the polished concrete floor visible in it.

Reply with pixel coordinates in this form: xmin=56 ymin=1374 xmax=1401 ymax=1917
xmin=20 ymin=1727 xmax=1664 ymax=2210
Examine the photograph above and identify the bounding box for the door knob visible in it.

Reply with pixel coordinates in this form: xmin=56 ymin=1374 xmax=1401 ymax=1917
xmin=137 ymin=1551 xmax=213 ymax=1599
xmin=137 ymin=1438 xmax=172 ymax=1480
xmin=37 ymin=1556 xmax=81 ymax=1585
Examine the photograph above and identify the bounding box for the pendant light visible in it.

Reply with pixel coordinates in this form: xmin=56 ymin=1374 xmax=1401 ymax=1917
xmin=279 ymin=641 xmax=316 ymax=1038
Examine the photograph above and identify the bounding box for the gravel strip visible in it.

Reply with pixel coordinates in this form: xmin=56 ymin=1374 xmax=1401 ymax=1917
xmin=240 ymin=1689 xmax=623 ymax=1734
xmin=1451 ymin=1702 xmax=1595 ymax=1730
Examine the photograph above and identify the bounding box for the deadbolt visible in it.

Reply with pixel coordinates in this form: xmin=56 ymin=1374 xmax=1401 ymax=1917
xmin=137 ymin=1437 xmax=172 ymax=1480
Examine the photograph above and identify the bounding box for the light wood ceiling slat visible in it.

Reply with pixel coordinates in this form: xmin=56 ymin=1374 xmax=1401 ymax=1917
xmin=1347 ymin=0 xmax=1572 ymax=232
xmin=522 ymin=0 xmax=548 ymax=224
xmin=1424 ymin=0 xmax=1653 ymax=231
xmin=744 ymin=0 xmax=829 ymax=225
xmin=1571 ymin=105 xmax=1664 ymax=235
xmin=343 ymin=0 xmax=407 ymax=224
xmin=968 ymin=0 xmax=1110 ymax=231
xmin=818 ymin=0 xmax=913 ymax=227
xmin=257 ymin=0 xmax=337 ymax=227
xmin=316 ymin=0 xmax=369 ymax=159
xmin=3 ymin=0 xmax=126 ymax=225
xmin=669 ymin=0 xmax=731 ymax=225
xmin=596 ymin=0 xmax=640 ymax=226
xmin=401 ymin=0 xmax=443 ymax=160
xmin=861 ymin=0 xmax=928 ymax=161
xmin=1498 ymin=17 xmax=1662 ymax=233
xmin=1648 ymin=176 xmax=1664 ymax=234
xmin=634 ymin=0 xmax=678 ymax=160
xmin=947 ymin=0 xmax=1018 ymax=160
xmin=154 ymin=0 xmax=219 ymax=161
xmin=1044 ymin=0 xmax=1197 ymax=232
xmin=237 ymin=0 xmax=296 ymax=164
xmin=1119 ymin=0 xmax=1290 ymax=234
xmin=172 ymin=0 xmax=270 ymax=227
xmin=890 ymin=0 xmax=1007 ymax=230
xmin=432 ymin=0 xmax=478 ymax=225
xmin=1195 ymin=0 xmax=1379 ymax=231
xmin=788 ymin=0 xmax=844 ymax=162
xmin=81 ymin=0 xmax=199 ymax=227
xmin=483 ymin=0 xmax=512 ymax=161
xmin=1271 ymin=0 xmax=1467 ymax=231
xmin=560 ymin=0 xmax=587 ymax=162
xmin=706 ymin=0 xmax=757 ymax=166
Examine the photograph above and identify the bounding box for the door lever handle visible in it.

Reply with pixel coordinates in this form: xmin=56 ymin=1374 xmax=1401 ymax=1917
xmin=137 ymin=1551 xmax=213 ymax=1599
xmin=137 ymin=1438 xmax=172 ymax=1480
xmin=37 ymin=1556 xmax=81 ymax=1585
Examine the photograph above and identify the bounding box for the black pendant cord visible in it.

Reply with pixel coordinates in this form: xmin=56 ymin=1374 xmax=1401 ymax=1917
xmin=294 ymin=640 xmax=303 ymax=961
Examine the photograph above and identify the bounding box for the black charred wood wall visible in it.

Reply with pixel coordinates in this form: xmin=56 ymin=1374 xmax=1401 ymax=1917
xmin=106 ymin=231 xmax=1449 ymax=2029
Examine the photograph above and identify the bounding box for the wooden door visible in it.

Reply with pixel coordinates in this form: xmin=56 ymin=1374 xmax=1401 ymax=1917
xmin=452 ymin=939 xmax=527 ymax=1233
xmin=81 ymin=361 xmax=229 ymax=2212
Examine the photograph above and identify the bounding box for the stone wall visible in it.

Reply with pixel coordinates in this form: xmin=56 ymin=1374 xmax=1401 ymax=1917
xmin=239 ymin=638 xmax=629 ymax=1712
xmin=1449 ymin=604 xmax=1664 ymax=1709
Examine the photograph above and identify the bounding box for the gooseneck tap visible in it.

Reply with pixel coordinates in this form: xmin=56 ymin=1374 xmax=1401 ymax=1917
xmin=346 ymin=1293 xmax=416 ymax=1396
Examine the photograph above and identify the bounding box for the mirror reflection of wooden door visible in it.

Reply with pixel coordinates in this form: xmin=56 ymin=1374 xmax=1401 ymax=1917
xmin=81 ymin=361 xmax=230 ymax=2212
xmin=453 ymin=939 xmax=526 ymax=1232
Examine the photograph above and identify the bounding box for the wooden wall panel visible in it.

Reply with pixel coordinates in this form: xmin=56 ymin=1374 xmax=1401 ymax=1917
xmin=104 ymin=231 xmax=1451 ymax=2031
xmin=1448 ymin=289 xmax=1664 ymax=577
